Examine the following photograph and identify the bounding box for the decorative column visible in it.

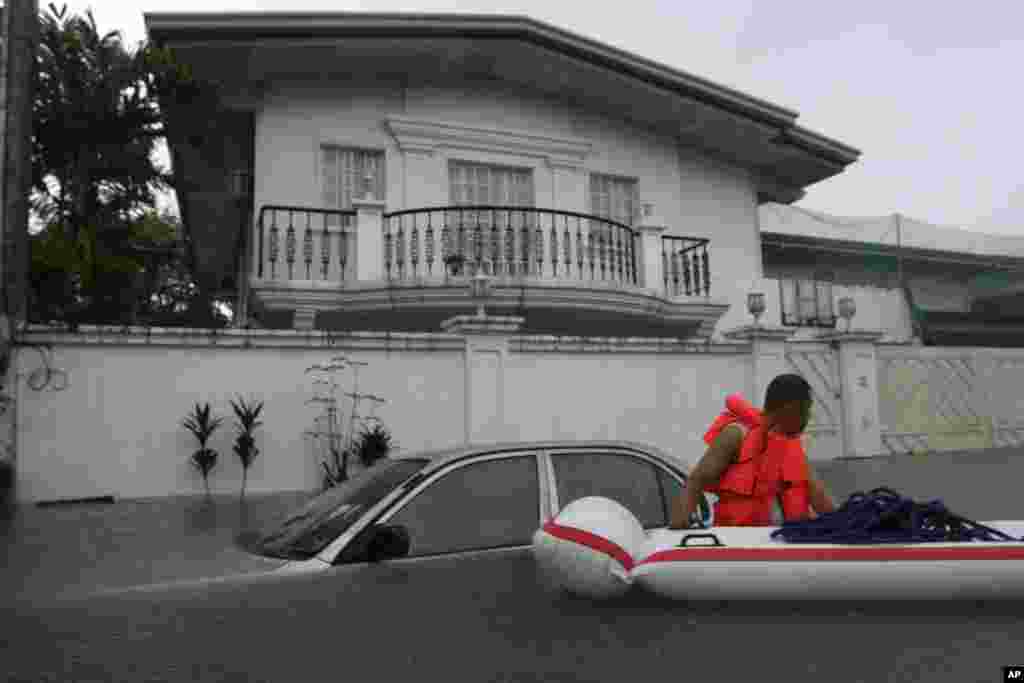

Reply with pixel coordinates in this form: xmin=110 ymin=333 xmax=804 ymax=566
xmin=820 ymin=330 xmax=884 ymax=459
xmin=440 ymin=313 xmax=525 ymax=446
xmin=352 ymin=197 xmax=387 ymax=282
xmin=636 ymin=222 xmax=667 ymax=294
xmin=723 ymin=324 xmax=793 ymax=404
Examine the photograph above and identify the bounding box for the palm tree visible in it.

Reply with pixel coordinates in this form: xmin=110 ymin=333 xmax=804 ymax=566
xmin=33 ymin=4 xmax=170 ymax=240
xmin=30 ymin=4 xmax=221 ymax=325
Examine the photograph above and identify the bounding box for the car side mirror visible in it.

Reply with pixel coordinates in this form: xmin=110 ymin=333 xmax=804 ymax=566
xmin=366 ymin=524 xmax=411 ymax=562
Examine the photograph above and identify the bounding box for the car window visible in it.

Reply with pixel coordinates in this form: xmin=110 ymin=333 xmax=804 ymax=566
xmin=255 ymin=458 xmax=429 ymax=559
xmin=387 ymin=455 xmax=540 ymax=557
xmin=550 ymin=451 xmax=670 ymax=529
xmin=656 ymin=467 xmax=684 ymax=522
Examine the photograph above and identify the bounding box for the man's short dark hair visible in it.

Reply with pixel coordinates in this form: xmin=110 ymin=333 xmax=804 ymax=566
xmin=763 ymin=373 xmax=813 ymax=412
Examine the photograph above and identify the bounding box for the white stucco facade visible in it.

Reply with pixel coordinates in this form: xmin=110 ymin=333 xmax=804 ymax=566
xmin=252 ymin=74 xmax=762 ymax=336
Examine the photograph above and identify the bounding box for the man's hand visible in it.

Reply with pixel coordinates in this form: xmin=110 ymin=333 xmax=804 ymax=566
xmin=667 ymin=511 xmax=708 ymax=528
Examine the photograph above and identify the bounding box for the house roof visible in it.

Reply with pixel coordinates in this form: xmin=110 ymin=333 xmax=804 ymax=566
xmin=143 ymin=11 xmax=860 ymax=171
xmin=760 ymin=203 xmax=1024 ymax=263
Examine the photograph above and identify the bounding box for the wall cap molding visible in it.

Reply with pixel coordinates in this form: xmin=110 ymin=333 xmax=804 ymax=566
xmin=20 ymin=324 xmax=750 ymax=354
xmin=385 ymin=115 xmax=592 ymax=166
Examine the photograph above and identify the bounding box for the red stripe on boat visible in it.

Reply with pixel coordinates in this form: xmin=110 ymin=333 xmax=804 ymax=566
xmin=638 ymin=545 xmax=1024 ymax=565
xmin=541 ymin=521 xmax=635 ymax=571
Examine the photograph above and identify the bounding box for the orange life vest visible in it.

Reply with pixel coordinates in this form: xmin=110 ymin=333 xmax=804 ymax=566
xmin=701 ymin=393 xmax=811 ymax=526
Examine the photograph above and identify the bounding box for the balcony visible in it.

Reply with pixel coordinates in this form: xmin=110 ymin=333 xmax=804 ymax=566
xmin=248 ymin=204 xmax=729 ymax=338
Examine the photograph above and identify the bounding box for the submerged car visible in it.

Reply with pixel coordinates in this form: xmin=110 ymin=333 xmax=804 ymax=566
xmin=246 ymin=440 xmax=693 ymax=566
xmin=91 ymin=440 xmax=696 ymax=596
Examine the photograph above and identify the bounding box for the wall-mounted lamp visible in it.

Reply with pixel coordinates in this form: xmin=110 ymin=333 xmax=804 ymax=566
xmin=838 ymin=296 xmax=856 ymax=333
xmin=747 ymin=292 xmax=766 ymax=327
xmin=470 ymin=269 xmax=493 ymax=318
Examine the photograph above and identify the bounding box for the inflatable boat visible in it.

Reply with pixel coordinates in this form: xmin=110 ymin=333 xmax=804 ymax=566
xmin=633 ymin=522 xmax=1024 ymax=601
xmin=533 ymin=490 xmax=1024 ymax=601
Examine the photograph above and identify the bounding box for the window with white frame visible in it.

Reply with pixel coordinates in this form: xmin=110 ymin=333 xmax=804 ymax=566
xmin=448 ymin=161 xmax=536 ymax=269
xmin=780 ymin=273 xmax=836 ymax=327
xmin=449 ymin=161 xmax=534 ymax=207
xmin=320 ymin=146 xmax=386 ymax=215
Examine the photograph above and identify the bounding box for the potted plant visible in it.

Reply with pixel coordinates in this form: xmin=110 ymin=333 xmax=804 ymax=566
xmin=183 ymin=402 xmax=224 ymax=499
xmin=230 ymin=396 xmax=264 ymax=501
xmin=444 ymin=252 xmax=466 ymax=277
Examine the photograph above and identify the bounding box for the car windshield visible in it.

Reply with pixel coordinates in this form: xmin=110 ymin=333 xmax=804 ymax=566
xmin=254 ymin=458 xmax=429 ymax=560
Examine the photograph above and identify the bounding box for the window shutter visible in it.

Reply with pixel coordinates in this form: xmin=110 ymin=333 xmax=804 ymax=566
xmin=321 ymin=148 xmax=339 ymax=209
xmin=797 ymin=280 xmax=817 ymax=322
xmin=816 ymin=281 xmax=835 ymax=325
xmin=448 ymin=162 xmax=537 ymax=259
xmin=449 ymin=162 xmax=534 ymax=207
xmin=589 ymin=174 xmax=638 ymax=226
xmin=780 ymin=279 xmax=798 ymax=325
xmin=320 ymin=147 xmax=386 ymax=211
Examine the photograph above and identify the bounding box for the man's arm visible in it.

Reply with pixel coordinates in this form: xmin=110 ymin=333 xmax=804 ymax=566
xmin=808 ymin=475 xmax=836 ymax=514
xmin=669 ymin=426 xmax=742 ymax=529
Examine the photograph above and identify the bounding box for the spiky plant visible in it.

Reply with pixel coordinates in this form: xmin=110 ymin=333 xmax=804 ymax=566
xmin=230 ymin=396 xmax=264 ymax=501
xmin=183 ymin=402 xmax=224 ymax=497
xmin=356 ymin=423 xmax=394 ymax=468
xmin=321 ymin=443 xmax=352 ymax=489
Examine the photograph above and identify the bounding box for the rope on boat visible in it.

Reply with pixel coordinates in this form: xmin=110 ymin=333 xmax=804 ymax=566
xmin=769 ymin=487 xmax=1023 ymax=544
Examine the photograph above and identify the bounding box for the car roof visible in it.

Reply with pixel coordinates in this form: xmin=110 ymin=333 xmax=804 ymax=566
xmin=390 ymin=440 xmax=689 ymax=474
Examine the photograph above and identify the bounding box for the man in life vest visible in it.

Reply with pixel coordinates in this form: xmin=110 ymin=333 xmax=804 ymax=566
xmin=670 ymin=373 xmax=836 ymax=528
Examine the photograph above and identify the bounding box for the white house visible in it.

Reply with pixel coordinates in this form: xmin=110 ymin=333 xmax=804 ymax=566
xmin=144 ymin=11 xmax=861 ymax=341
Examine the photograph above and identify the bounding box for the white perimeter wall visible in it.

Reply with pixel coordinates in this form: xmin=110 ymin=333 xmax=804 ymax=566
xmin=13 ymin=326 xmax=1024 ymax=505
xmin=13 ymin=330 xmax=749 ymax=503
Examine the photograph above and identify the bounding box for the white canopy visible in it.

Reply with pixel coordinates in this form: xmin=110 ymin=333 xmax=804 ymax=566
xmin=760 ymin=203 xmax=1024 ymax=259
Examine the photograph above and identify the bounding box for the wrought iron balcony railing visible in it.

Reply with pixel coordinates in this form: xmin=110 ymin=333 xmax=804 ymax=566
xmin=253 ymin=204 xmax=714 ymax=299
xmin=662 ymin=235 xmax=711 ymax=297
xmin=383 ymin=206 xmax=639 ymax=285
xmin=257 ymin=205 xmax=356 ymax=282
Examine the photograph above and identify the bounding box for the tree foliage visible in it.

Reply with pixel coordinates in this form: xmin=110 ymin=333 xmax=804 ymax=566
xmin=32 ymin=4 xmax=169 ymax=237
xmin=29 ymin=4 xmax=229 ymax=327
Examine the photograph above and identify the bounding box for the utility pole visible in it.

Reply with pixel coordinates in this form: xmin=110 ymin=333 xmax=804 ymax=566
xmin=893 ymin=211 xmax=918 ymax=342
xmin=1 ymin=0 xmax=36 ymax=327
xmin=896 ymin=211 xmax=903 ymax=292
xmin=0 ymin=0 xmax=37 ymax=512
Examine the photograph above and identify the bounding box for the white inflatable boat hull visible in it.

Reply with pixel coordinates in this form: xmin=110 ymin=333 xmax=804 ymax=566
xmin=632 ymin=522 xmax=1024 ymax=601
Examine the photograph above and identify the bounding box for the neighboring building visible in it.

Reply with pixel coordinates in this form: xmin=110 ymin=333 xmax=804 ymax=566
xmin=144 ymin=11 xmax=860 ymax=341
xmin=758 ymin=203 xmax=1024 ymax=347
